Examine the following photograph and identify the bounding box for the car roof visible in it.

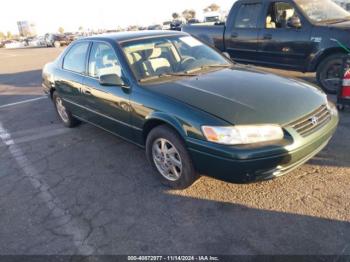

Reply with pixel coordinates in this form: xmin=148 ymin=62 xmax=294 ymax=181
xmin=82 ymin=30 xmax=188 ymax=43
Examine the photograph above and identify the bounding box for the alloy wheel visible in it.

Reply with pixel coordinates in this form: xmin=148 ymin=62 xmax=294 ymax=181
xmin=321 ymin=60 xmax=342 ymax=93
xmin=55 ymin=97 xmax=69 ymax=123
xmin=152 ymin=138 xmax=183 ymax=181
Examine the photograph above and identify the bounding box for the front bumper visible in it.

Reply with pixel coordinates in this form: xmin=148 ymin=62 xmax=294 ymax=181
xmin=187 ymin=109 xmax=339 ymax=183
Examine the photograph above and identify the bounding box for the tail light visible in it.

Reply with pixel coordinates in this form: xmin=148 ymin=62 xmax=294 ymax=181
xmin=342 ymin=70 xmax=350 ymax=98
xmin=342 ymin=87 xmax=350 ymax=98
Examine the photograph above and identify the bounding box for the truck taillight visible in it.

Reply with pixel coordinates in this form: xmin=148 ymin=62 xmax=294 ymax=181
xmin=342 ymin=86 xmax=350 ymax=98
xmin=342 ymin=70 xmax=350 ymax=98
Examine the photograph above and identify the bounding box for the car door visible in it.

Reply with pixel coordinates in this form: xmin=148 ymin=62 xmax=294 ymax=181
xmin=56 ymin=41 xmax=90 ymax=119
xmin=258 ymin=1 xmax=312 ymax=70
xmin=82 ymin=41 xmax=132 ymax=140
xmin=224 ymin=1 xmax=263 ymax=62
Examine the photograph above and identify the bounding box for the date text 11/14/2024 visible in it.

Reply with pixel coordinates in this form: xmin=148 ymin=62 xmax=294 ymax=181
xmin=127 ymin=255 xmax=220 ymax=261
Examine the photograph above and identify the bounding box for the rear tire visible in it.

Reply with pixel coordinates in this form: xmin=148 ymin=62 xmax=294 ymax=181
xmin=52 ymin=92 xmax=80 ymax=128
xmin=316 ymin=53 xmax=345 ymax=94
xmin=146 ymin=125 xmax=199 ymax=189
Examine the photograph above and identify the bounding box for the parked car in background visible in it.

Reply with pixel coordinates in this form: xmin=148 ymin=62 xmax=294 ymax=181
xmin=183 ymin=0 xmax=350 ymax=94
xmin=28 ymin=36 xmax=47 ymax=47
xmin=170 ymin=19 xmax=184 ymax=31
xmin=204 ymin=11 xmax=222 ymax=23
xmin=45 ymin=33 xmax=72 ymax=48
xmin=162 ymin=21 xmax=172 ymax=30
xmin=42 ymin=31 xmax=338 ymax=189
xmin=4 ymin=40 xmax=26 ymax=49
xmin=148 ymin=24 xmax=162 ymax=30
xmin=23 ymin=37 xmax=35 ymax=46
xmin=64 ymin=32 xmax=78 ymax=42
xmin=138 ymin=26 xmax=148 ymax=31
xmin=187 ymin=18 xmax=201 ymax=24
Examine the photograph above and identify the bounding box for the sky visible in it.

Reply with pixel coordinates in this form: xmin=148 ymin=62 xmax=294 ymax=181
xmin=0 ymin=0 xmax=235 ymax=35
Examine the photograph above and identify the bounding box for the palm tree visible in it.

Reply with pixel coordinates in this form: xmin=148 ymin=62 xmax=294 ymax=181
xmin=204 ymin=3 xmax=221 ymax=12
xmin=6 ymin=31 xmax=13 ymax=39
xmin=182 ymin=9 xmax=196 ymax=21
xmin=58 ymin=27 xmax=65 ymax=34
xmin=172 ymin=12 xmax=180 ymax=20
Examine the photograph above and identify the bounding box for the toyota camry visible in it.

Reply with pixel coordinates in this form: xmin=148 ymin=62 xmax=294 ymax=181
xmin=42 ymin=31 xmax=339 ymax=189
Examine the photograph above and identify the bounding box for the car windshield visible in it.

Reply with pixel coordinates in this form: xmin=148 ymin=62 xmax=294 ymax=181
xmin=295 ymin=0 xmax=350 ymax=23
xmin=121 ymin=35 xmax=232 ymax=82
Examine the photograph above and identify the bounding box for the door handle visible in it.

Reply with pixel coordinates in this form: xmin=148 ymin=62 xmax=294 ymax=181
xmin=231 ymin=32 xmax=238 ymax=38
xmin=82 ymin=88 xmax=92 ymax=95
xmin=263 ymin=34 xmax=272 ymax=40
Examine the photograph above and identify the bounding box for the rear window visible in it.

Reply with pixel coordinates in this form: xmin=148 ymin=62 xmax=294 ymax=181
xmin=234 ymin=3 xmax=262 ymax=28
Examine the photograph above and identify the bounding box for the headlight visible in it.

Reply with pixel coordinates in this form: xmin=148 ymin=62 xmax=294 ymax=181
xmin=201 ymin=125 xmax=284 ymax=145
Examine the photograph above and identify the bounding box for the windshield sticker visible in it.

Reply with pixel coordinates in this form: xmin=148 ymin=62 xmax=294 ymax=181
xmin=180 ymin=36 xmax=203 ymax=47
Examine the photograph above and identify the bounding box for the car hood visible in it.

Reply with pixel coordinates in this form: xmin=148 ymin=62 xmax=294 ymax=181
xmin=144 ymin=67 xmax=327 ymax=125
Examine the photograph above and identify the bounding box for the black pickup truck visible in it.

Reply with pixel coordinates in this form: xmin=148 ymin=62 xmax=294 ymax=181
xmin=183 ymin=0 xmax=350 ymax=94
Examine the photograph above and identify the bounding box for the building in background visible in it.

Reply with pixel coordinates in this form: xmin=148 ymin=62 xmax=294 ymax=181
xmin=333 ymin=0 xmax=350 ymax=11
xmin=17 ymin=21 xmax=37 ymax=37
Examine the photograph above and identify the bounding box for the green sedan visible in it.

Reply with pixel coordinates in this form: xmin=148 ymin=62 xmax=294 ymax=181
xmin=42 ymin=31 xmax=339 ymax=189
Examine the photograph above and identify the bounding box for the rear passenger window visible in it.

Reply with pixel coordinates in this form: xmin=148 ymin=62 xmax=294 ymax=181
xmin=63 ymin=42 xmax=89 ymax=73
xmin=234 ymin=3 xmax=262 ymax=28
xmin=88 ymin=42 xmax=122 ymax=78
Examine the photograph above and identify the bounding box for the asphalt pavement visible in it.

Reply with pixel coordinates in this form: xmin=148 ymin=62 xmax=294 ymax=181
xmin=0 ymin=47 xmax=349 ymax=255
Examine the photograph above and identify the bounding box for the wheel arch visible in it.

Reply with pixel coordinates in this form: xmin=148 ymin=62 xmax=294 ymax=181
xmin=142 ymin=113 xmax=187 ymax=145
xmin=49 ymin=88 xmax=56 ymax=100
xmin=311 ymin=48 xmax=347 ymax=72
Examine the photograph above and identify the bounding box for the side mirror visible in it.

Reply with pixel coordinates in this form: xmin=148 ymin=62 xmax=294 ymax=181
xmin=222 ymin=52 xmax=231 ymax=59
xmin=288 ymin=16 xmax=302 ymax=29
xmin=99 ymin=74 xmax=127 ymax=87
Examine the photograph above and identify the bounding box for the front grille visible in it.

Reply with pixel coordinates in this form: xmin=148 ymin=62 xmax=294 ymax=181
xmin=288 ymin=105 xmax=331 ymax=137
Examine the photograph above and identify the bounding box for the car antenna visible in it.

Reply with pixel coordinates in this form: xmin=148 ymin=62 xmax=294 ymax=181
xmin=331 ymin=38 xmax=350 ymax=53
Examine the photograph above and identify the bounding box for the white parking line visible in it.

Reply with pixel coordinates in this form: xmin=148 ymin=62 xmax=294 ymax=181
xmin=0 ymin=127 xmax=70 ymax=148
xmin=7 ymin=123 xmax=64 ymax=138
xmin=0 ymin=96 xmax=47 ymax=109
xmin=0 ymin=122 xmax=94 ymax=255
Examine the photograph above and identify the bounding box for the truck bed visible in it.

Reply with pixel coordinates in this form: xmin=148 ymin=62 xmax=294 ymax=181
xmin=182 ymin=24 xmax=225 ymax=52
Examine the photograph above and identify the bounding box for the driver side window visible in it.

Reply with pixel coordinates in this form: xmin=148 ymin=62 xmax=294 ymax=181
xmin=266 ymin=2 xmax=302 ymax=29
xmin=88 ymin=42 xmax=122 ymax=79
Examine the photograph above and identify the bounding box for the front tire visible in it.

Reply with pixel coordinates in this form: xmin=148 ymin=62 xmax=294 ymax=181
xmin=52 ymin=92 xmax=80 ymax=128
xmin=146 ymin=125 xmax=199 ymax=189
xmin=317 ymin=53 xmax=345 ymax=94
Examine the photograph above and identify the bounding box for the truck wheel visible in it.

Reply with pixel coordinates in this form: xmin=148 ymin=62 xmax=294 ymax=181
xmin=337 ymin=104 xmax=345 ymax=111
xmin=316 ymin=53 xmax=345 ymax=94
xmin=146 ymin=125 xmax=199 ymax=189
xmin=54 ymin=41 xmax=61 ymax=48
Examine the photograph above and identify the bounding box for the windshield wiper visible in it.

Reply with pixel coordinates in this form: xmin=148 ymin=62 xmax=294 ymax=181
xmin=186 ymin=64 xmax=233 ymax=74
xmin=139 ymin=72 xmax=198 ymax=82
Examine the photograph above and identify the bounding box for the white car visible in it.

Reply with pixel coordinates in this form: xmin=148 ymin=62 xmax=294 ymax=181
xmin=29 ymin=37 xmax=46 ymax=47
xmin=5 ymin=41 xmax=26 ymax=49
